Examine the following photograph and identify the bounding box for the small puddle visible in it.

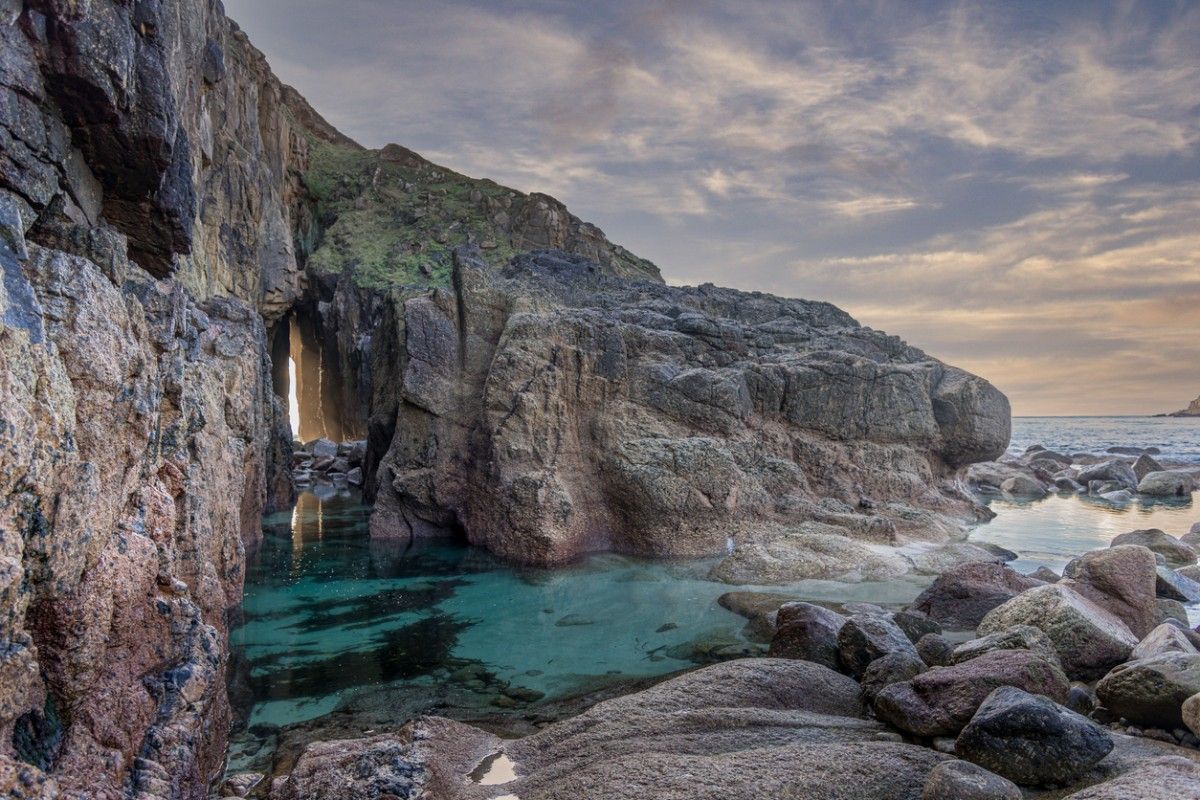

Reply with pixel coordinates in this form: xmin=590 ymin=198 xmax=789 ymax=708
xmin=470 ymin=752 xmax=517 ymax=786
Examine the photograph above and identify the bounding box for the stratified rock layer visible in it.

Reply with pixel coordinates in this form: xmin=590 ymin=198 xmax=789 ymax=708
xmin=368 ymin=249 xmax=1010 ymax=565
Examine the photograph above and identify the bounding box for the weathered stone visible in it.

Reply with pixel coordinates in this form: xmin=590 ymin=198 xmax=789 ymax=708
xmin=1078 ymin=460 xmax=1139 ymax=491
xmin=1133 ymin=453 xmax=1164 ymax=481
xmin=1000 ymin=474 xmax=1047 ymax=497
xmin=978 ymin=584 xmax=1138 ymax=679
xmin=1060 ymin=755 xmax=1200 ymax=799
xmin=1184 ymin=693 xmax=1200 ymax=736
xmin=917 ymin=633 xmax=956 ymax=667
xmin=894 ymin=609 xmax=943 ymax=644
xmin=309 ymin=438 xmax=339 ymax=459
xmin=1028 ymin=566 xmax=1060 ymax=582
xmin=1137 ymin=470 xmax=1196 ymax=498
xmin=950 ymin=625 xmax=1061 ymax=667
xmin=1063 ymin=545 xmax=1161 ymax=638
xmin=921 ymin=760 xmax=1021 ymax=800
xmin=1156 ymin=566 xmax=1200 ymax=602
xmin=837 ymin=614 xmax=921 ymax=678
xmin=1110 ymin=529 xmax=1197 ymax=567
xmin=907 ymin=562 xmax=1043 ymax=630
xmin=718 ymin=591 xmax=798 ymax=642
xmin=1131 ymin=623 xmax=1199 ymax=660
xmin=873 ymin=649 xmax=1070 ymax=737
xmin=861 ymin=651 xmax=927 ymax=702
xmin=1095 ymin=652 xmax=1200 ymax=728
xmin=955 ymin=687 xmax=1113 ymax=786
xmin=768 ymin=602 xmax=846 ymax=670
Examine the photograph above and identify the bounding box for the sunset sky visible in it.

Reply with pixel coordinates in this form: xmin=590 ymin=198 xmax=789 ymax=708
xmin=226 ymin=0 xmax=1200 ymax=416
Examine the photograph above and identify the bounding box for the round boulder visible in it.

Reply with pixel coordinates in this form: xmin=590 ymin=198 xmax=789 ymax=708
xmin=907 ymin=562 xmax=1043 ymax=630
xmin=921 ymin=760 xmax=1021 ymax=800
xmin=955 ymin=686 xmax=1113 ymax=786
xmin=1095 ymin=652 xmax=1200 ymax=729
xmin=769 ymin=602 xmax=846 ymax=670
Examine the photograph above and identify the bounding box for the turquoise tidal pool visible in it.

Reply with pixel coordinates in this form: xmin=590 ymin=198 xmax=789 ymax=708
xmin=227 ymin=420 xmax=1199 ymax=773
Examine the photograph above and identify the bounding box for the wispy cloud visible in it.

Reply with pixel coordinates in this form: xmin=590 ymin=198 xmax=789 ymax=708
xmin=226 ymin=0 xmax=1200 ymax=414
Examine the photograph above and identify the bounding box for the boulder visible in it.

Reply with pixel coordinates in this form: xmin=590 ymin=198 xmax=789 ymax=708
xmin=768 ymin=602 xmax=846 ymax=670
xmin=309 ymin=438 xmax=339 ymax=459
xmin=1060 ymin=755 xmax=1200 ymax=799
xmin=1130 ymin=624 xmax=1198 ymax=660
xmin=921 ymin=760 xmax=1021 ymax=800
xmin=1137 ymin=470 xmax=1196 ymax=498
xmin=1099 ymin=489 xmax=1134 ymax=503
xmin=718 ymin=592 xmax=798 ymax=642
xmin=950 ymin=625 xmax=1060 ymax=667
xmin=966 ymin=462 xmax=1032 ymax=492
xmin=1155 ymin=566 xmax=1200 ymax=602
xmin=861 ymin=652 xmax=927 ymax=702
xmin=1178 ymin=564 xmax=1200 ymax=581
xmin=955 ymin=687 xmax=1113 ymax=786
xmin=1077 ymin=460 xmax=1138 ymax=490
xmin=837 ymin=613 xmax=920 ymax=678
xmin=893 ymin=610 xmax=942 ymax=644
xmin=346 ymin=467 xmax=363 ymax=486
xmin=907 ymin=562 xmax=1043 ymax=630
xmin=1133 ymin=453 xmax=1164 ymax=481
xmin=916 ymin=634 xmax=956 ymax=667
xmin=1184 ymin=693 xmax=1200 ymax=736
xmin=1055 ymin=476 xmax=1085 ymax=493
xmin=220 ymin=772 xmax=264 ymax=797
xmin=1095 ymin=652 xmax=1200 ymax=728
xmin=977 ymin=584 xmax=1138 ymax=679
xmin=1000 ymin=474 xmax=1047 ymax=498
xmin=1110 ymin=529 xmax=1197 ymax=567
xmin=1182 ymin=522 xmax=1200 ymax=548
xmin=1028 ymin=566 xmax=1060 ymax=582
xmin=1063 ymin=545 xmax=1161 ymax=637
xmin=873 ymin=649 xmax=1069 ymax=737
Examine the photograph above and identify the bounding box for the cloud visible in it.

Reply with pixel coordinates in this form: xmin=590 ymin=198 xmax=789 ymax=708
xmin=225 ymin=0 xmax=1200 ymax=415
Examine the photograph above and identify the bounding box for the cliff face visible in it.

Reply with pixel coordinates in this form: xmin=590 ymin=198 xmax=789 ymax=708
xmin=0 ymin=0 xmax=1011 ymax=796
xmin=0 ymin=2 xmax=305 ymax=796
xmin=366 ymin=250 xmax=1010 ymax=568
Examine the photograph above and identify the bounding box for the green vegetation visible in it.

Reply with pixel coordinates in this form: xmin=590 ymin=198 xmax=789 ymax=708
xmin=299 ymin=136 xmax=658 ymax=292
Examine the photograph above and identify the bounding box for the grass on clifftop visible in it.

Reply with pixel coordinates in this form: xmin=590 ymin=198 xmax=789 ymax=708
xmin=300 ymin=137 xmax=658 ymax=292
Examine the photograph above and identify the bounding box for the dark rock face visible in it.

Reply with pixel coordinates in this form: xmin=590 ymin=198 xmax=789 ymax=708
xmin=874 ymin=650 xmax=1070 ymax=737
xmin=907 ymin=562 xmax=1043 ymax=629
xmin=955 ymin=687 xmax=1114 ymax=786
xmin=838 ymin=614 xmax=921 ymax=679
xmin=0 ymin=211 xmax=288 ymax=796
xmin=768 ymin=602 xmax=846 ymax=668
xmin=367 ymin=248 xmax=1010 ymax=566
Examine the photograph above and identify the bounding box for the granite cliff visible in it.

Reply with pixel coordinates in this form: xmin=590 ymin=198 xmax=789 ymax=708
xmin=0 ymin=0 xmax=1009 ymax=797
xmin=1169 ymin=395 xmax=1200 ymax=417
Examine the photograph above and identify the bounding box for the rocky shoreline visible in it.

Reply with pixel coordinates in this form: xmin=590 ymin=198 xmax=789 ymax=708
xmin=1 ymin=1 xmax=1196 ymax=798
xmin=225 ymin=522 xmax=1200 ymax=800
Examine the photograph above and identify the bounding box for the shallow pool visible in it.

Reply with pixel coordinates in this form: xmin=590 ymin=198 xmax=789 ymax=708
xmin=227 ymin=482 xmax=1198 ymax=772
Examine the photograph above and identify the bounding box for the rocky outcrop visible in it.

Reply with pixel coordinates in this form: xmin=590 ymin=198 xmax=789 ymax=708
xmin=1167 ymin=394 xmax=1200 ymax=417
xmin=0 ymin=202 xmax=287 ymax=796
xmin=367 ymin=248 xmax=1010 ymax=566
xmin=0 ymin=0 xmax=1013 ymax=796
xmin=0 ymin=2 xmax=318 ymax=795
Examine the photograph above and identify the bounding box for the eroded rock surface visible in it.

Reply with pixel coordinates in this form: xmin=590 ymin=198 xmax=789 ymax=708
xmin=368 ymin=248 xmax=1010 ymax=566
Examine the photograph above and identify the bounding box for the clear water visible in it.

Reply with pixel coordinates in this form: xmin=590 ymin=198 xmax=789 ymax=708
xmin=227 ymin=416 xmax=1200 ymax=772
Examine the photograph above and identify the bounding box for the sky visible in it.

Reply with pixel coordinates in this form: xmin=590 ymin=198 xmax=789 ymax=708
xmin=225 ymin=0 xmax=1200 ymax=416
